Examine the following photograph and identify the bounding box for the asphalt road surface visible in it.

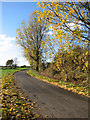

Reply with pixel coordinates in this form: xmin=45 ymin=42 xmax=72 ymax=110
xmin=14 ymin=70 xmax=88 ymax=118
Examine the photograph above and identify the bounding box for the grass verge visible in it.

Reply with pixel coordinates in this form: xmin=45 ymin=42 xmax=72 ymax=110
xmin=27 ymin=69 xmax=89 ymax=97
xmin=1 ymin=69 xmax=41 ymax=119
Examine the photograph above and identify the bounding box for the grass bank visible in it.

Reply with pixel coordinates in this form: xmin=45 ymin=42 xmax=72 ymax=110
xmin=1 ymin=68 xmax=41 ymax=119
xmin=27 ymin=69 xmax=89 ymax=97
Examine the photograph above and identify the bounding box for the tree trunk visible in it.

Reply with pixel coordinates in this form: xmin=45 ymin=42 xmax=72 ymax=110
xmin=36 ymin=51 xmax=39 ymax=72
xmin=36 ymin=59 xmax=39 ymax=72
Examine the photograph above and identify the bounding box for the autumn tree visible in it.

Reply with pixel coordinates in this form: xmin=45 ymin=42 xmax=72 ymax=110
xmin=37 ymin=2 xmax=90 ymax=42
xmin=35 ymin=2 xmax=89 ymax=85
xmin=37 ymin=2 xmax=89 ymax=71
xmin=37 ymin=2 xmax=89 ymax=66
xmin=16 ymin=11 xmax=47 ymax=71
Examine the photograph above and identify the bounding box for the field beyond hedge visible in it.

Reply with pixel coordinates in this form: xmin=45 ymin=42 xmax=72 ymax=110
xmin=0 ymin=67 xmax=30 ymax=78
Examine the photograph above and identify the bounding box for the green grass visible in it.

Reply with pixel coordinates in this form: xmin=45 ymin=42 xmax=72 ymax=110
xmin=0 ymin=67 xmax=30 ymax=78
xmin=27 ymin=69 xmax=89 ymax=97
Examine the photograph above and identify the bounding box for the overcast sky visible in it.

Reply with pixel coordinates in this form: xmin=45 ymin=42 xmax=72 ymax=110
xmin=0 ymin=2 xmax=39 ymax=66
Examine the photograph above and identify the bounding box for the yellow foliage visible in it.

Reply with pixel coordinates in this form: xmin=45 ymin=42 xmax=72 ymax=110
xmin=85 ymin=61 xmax=88 ymax=68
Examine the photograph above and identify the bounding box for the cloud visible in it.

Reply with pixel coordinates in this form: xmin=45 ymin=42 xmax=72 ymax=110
xmin=46 ymin=31 xmax=53 ymax=35
xmin=0 ymin=34 xmax=30 ymax=66
xmin=0 ymin=34 xmax=15 ymax=41
xmin=0 ymin=34 xmax=16 ymax=51
xmin=67 ymin=21 xmax=83 ymax=30
xmin=42 ymin=30 xmax=53 ymax=35
xmin=17 ymin=56 xmax=30 ymax=66
xmin=67 ymin=23 xmax=76 ymax=30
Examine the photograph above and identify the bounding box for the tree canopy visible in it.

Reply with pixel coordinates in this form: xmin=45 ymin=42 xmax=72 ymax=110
xmin=37 ymin=2 xmax=90 ymax=42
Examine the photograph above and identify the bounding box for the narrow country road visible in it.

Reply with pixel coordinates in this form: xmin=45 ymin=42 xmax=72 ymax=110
xmin=14 ymin=70 xmax=88 ymax=118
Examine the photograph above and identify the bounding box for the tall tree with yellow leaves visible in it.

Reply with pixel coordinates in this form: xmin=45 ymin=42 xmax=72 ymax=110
xmin=16 ymin=11 xmax=47 ymax=71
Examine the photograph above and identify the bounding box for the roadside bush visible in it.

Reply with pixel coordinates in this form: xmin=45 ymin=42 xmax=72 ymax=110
xmin=40 ymin=45 xmax=88 ymax=87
